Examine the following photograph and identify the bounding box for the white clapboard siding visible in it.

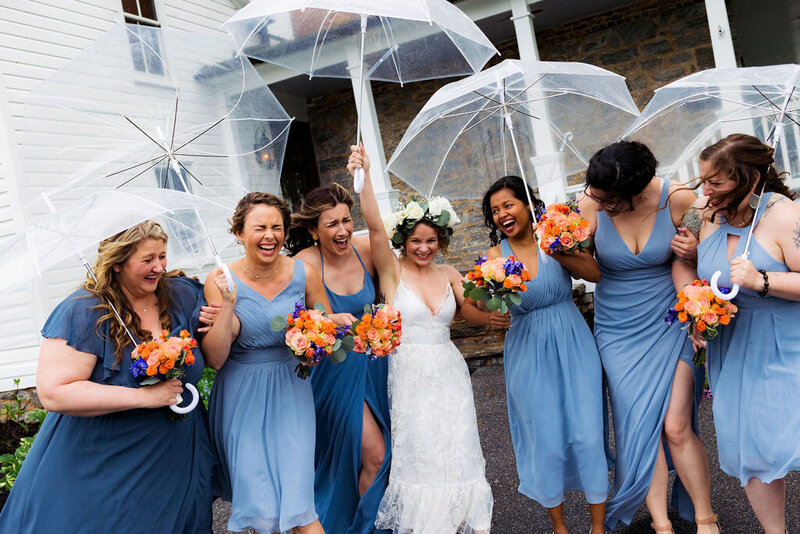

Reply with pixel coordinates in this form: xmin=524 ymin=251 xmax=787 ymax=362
xmin=0 ymin=1 xmax=241 ymax=391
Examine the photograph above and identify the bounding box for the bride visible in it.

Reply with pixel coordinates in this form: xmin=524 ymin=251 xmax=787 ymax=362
xmin=348 ymin=146 xmax=493 ymax=534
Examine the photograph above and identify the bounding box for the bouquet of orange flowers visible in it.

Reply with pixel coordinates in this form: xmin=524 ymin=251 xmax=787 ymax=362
xmin=535 ymin=201 xmax=591 ymax=254
xmin=130 ymin=329 xmax=197 ymax=384
xmin=463 ymin=255 xmax=531 ymax=313
xmin=666 ymin=279 xmax=738 ymax=367
xmin=271 ymin=301 xmax=354 ymax=379
xmin=352 ymin=303 xmax=402 ymax=359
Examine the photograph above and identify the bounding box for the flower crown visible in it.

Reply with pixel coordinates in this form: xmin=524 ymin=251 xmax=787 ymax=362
xmin=382 ymin=197 xmax=461 ymax=246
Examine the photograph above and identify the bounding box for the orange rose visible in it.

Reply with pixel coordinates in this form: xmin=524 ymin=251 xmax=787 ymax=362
xmin=696 ymin=320 xmax=707 ymax=332
xmin=719 ymin=315 xmax=730 ymax=325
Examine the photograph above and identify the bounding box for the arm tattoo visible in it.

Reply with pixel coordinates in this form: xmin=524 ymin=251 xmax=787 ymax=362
xmin=794 ymin=220 xmax=800 ymax=250
xmin=682 ymin=207 xmax=702 ymax=239
xmin=765 ymin=196 xmax=787 ymax=216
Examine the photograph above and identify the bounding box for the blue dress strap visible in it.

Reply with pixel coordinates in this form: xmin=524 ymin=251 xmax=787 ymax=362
xmin=319 ymin=245 xmax=368 ymax=284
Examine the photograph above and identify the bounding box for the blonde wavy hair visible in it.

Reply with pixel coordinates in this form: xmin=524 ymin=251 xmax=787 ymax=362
xmin=86 ymin=220 xmax=177 ymax=366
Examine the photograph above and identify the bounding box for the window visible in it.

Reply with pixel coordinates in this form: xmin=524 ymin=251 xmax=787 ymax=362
xmin=121 ymin=0 xmax=164 ymax=75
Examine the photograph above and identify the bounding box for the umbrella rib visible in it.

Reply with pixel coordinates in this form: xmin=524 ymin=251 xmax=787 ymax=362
xmin=461 ymin=107 xmax=506 ymax=134
xmin=432 ymin=96 xmax=498 ymax=183
xmin=379 ymin=17 xmax=403 ymax=85
xmin=115 ymin=156 xmax=168 ymax=188
xmin=170 ymin=95 xmax=179 ymax=153
xmin=105 ymin=155 xmax=171 ymax=178
xmin=439 ymin=103 xmax=504 ymax=119
xmin=504 ymin=74 xmax=547 ymax=107
xmin=124 ymin=116 xmax=168 ymax=152
xmin=173 ymin=116 xmax=226 ymax=154
xmin=753 ymin=85 xmax=785 ymax=112
xmin=310 ymin=10 xmax=338 ymax=75
xmin=176 ymin=158 xmax=205 ymax=187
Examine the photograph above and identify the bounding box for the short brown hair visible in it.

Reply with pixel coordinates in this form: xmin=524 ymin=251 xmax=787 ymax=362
xmin=229 ymin=192 xmax=292 ymax=237
xmin=286 ymin=183 xmax=353 ymax=255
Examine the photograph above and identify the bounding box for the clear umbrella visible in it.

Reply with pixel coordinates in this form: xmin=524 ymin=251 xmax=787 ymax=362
xmin=623 ymin=64 xmax=800 ymax=180
xmin=20 ymin=23 xmax=293 ymax=289
xmin=623 ymin=64 xmax=800 ymax=298
xmin=387 ymin=59 xmax=640 ymax=215
xmin=224 ymin=0 xmax=498 ymax=191
xmin=0 ymin=188 xmax=233 ymax=413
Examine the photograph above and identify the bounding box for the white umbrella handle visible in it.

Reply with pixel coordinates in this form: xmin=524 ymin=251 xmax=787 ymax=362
xmin=215 ymin=255 xmax=235 ymax=292
xmin=710 ymin=269 xmax=738 ymax=300
xmin=354 ymin=168 xmax=365 ymax=193
xmin=170 ymin=382 xmax=199 ymax=414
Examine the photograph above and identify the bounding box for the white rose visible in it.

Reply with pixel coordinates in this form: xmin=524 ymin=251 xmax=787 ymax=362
xmin=382 ymin=212 xmax=399 ymax=235
xmin=427 ymin=197 xmax=447 ymax=217
xmin=446 ymin=207 xmax=461 ymax=228
xmin=404 ymin=201 xmax=424 ymax=221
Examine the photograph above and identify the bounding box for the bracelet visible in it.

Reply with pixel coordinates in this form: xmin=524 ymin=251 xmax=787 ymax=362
xmin=757 ymin=269 xmax=769 ymax=297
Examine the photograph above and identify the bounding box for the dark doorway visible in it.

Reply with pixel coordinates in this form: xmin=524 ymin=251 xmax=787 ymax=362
xmin=280 ymin=121 xmax=320 ymax=210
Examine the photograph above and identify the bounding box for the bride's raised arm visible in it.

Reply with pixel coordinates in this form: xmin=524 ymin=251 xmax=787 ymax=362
xmin=347 ymin=145 xmax=399 ymax=300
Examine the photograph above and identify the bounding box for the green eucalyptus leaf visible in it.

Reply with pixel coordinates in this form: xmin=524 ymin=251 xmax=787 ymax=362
xmin=139 ymin=377 xmax=160 ymax=386
xmin=313 ymin=302 xmax=326 ymax=313
xmin=270 ymin=315 xmax=287 ymax=332
xmin=392 ymin=232 xmax=405 ymax=245
xmin=508 ymin=292 xmax=522 ymax=305
xmin=487 ymin=297 xmax=501 ymax=311
xmin=469 ymin=287 xmax=487 ymax=301
xmin=437 ymin=210 xmax=450 ymax=227
xmin=340 ymin=336 xmax=355 ymax=352
xmin=329 ymin=349 xmax=347 ymax=364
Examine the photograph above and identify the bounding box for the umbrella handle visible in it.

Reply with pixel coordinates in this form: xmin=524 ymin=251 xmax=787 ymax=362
xmin=354 ymin=168 xmax=365 ymax=193
xmin=215 ymin=255 xmax=235 ymax=292
xmin=170 ymin=383 xmax=199 ymax=414
xmin=710 ymin=269 xmax=739 ymax=301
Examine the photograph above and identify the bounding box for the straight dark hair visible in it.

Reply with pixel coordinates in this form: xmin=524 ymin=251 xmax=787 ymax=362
xmin=481 ymin=175 xmax=545 ymax=246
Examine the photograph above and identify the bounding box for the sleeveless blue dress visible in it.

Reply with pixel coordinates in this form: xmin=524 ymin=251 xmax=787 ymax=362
xmin=697 ymin=192 xmax=800 ymax=484
xmin=208 ymin=261 xmax=317 ymax=533
xmin=500 ymin=240 xmax=609 ymax=508
xmin=594 ymin=179 xmax=703 ymax=529
xmin=311 ymin=246 xmax=392 ymax=534
xmin=0 ymin=276 xmax=215 ymax=534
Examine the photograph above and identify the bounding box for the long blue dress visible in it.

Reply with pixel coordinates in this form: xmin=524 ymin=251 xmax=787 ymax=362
xmin=697 ymin=192 xmax=800 ymax=484
xmin=0 ymin=276 xmax=215 ymax=534
xmin=311 ymin=246 xmax=392 ymax=534
xmin=500 ymin=240 xmax=609 ymax=508
xmin=208 ymin=261 xmax=317 ymax=533
xmin=594 ymin=179 xmax=703 ymax=529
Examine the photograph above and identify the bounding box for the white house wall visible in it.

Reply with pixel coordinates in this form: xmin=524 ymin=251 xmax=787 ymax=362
xmin=0 ymin=1 xmax=239 ymax=391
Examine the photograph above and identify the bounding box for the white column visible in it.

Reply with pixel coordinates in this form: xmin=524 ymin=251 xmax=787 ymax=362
xmin=350 ymin=76 xmax=398 ymax=216
xmin=509 ymin=0 xmax=567 ymax=203
xmin=704 ymin=0 xmax=737 ymax=68
xmin=510 ymin=0 xmax=540 ymax=61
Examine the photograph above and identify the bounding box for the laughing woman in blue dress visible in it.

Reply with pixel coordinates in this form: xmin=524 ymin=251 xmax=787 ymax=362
xmin=0 ymin=221 xmax=215 ymax=534
xmin=694 ymin=134 xmax=800 ymax=534
xmin=286 ymin=183 xmax=391 ymax=534
xmin=462 ymin=175 xmax=609 ymax=534
xmin=202 ymin=192 xmax=346 ymax=534
xmin=578 ymin=141 xmax=719 ymax=534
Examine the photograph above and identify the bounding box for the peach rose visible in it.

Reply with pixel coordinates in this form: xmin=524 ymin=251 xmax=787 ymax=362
xmin=701 ymin=312 xmax=718 ymax=326
xmin=288 ymin=333 xmax=310 ymax=353
xmin=354 ymin=337 xmax=366 ymax=353
xmin=366 ymin=328 xmax=380 ymax=342
xmin=573 ymin=225 xmax=590 ymax=242
xmin=559 ymin=232 xmax=575 ymax=249
xmin=683 ymin=299 xmax=702 ymax=316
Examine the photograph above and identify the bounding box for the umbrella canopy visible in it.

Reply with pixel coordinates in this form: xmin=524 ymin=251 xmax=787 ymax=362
xmin=224 ymin=0 xmax=498 ymax=84
xmin=623 ymin=64 xmax=800 ymax=181
xmin=21 ymin=22 xmax=292 ymax=215
xmin=387 ymin=59 xmax=640 ymax=201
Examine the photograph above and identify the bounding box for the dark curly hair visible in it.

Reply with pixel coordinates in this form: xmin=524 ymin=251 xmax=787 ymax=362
xmin=585 ymin=140 xmax=658 ymax=211
xmin=481 ymin=176 xmax=545 ymax=246
xmin=393 ymin=219 xmax=450 ymax=256
xmin=229 ymin=192 xmax=292 ymax=241
xmin=285 ymin=183 xmax=353 ymax=256
xmin=699 ymin=133 xmax=795 ymax=224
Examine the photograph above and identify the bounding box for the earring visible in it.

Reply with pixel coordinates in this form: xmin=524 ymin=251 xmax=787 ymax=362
xmin=748 ymin=192 xmax=761 ymax=209
xmin=312 ymin=235 xmax=318 ymax=242
xmin=113 ymin=266 xmax=120 ymax=273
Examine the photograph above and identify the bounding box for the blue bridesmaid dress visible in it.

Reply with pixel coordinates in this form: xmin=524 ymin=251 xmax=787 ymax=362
xmin=0 ymin=276 xmax=215 ymax=534
xmin=593 ymin=179 xmax=703 ymax=529
xmin=208 ymin=261 xmax=317 ymax=533
xmin=500 ymin=240 xmax=609 ymax=508
xmin=697 ymin=193 xmax=800 ymax=484
xmin=311 ymin=246 xmax=392 ymax=534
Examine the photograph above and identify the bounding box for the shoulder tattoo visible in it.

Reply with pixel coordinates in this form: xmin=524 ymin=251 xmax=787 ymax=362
xmin=682 ymin=207 xmax=702 ymax=239
xmin=794 ymin=220 xmax=800 ymax=250
xmin=764 ymin=195 xmax=788 ymax=215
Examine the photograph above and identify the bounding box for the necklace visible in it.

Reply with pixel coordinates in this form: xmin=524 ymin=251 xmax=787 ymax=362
xmin=244 ymin=260 xmax=281 ymax=280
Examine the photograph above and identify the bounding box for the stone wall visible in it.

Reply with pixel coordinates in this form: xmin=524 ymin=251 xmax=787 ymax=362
xmin=306 ymin=0 xmax=716 ymax=273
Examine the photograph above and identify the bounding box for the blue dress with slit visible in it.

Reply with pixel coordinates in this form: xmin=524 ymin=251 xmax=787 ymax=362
xmin=500 ymin=240 xmax=609 ymax=508
xmin=208 ymin=261 xmax=318 ymax=533
xmin=697 ymin=192 xmax=800 ymax=484
xmin=0 ymin=276 xmax=215 ymax=534
xmin=311 ymin=246 xmax=392 ymax=534
xmin=593 ymin=179 xmax=703 ymax=529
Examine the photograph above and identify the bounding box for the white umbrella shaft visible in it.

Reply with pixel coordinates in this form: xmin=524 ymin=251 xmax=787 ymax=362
xmin=353 ymin=14 xmax=368 ymax=194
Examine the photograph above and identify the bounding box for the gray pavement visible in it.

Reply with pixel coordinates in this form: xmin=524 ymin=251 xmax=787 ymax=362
xmin=213 ymin=362 xmax=799 ymax=533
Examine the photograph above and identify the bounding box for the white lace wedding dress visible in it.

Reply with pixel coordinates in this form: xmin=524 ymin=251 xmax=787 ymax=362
xmin=375 ymin=278 xmax=493 ymax=534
